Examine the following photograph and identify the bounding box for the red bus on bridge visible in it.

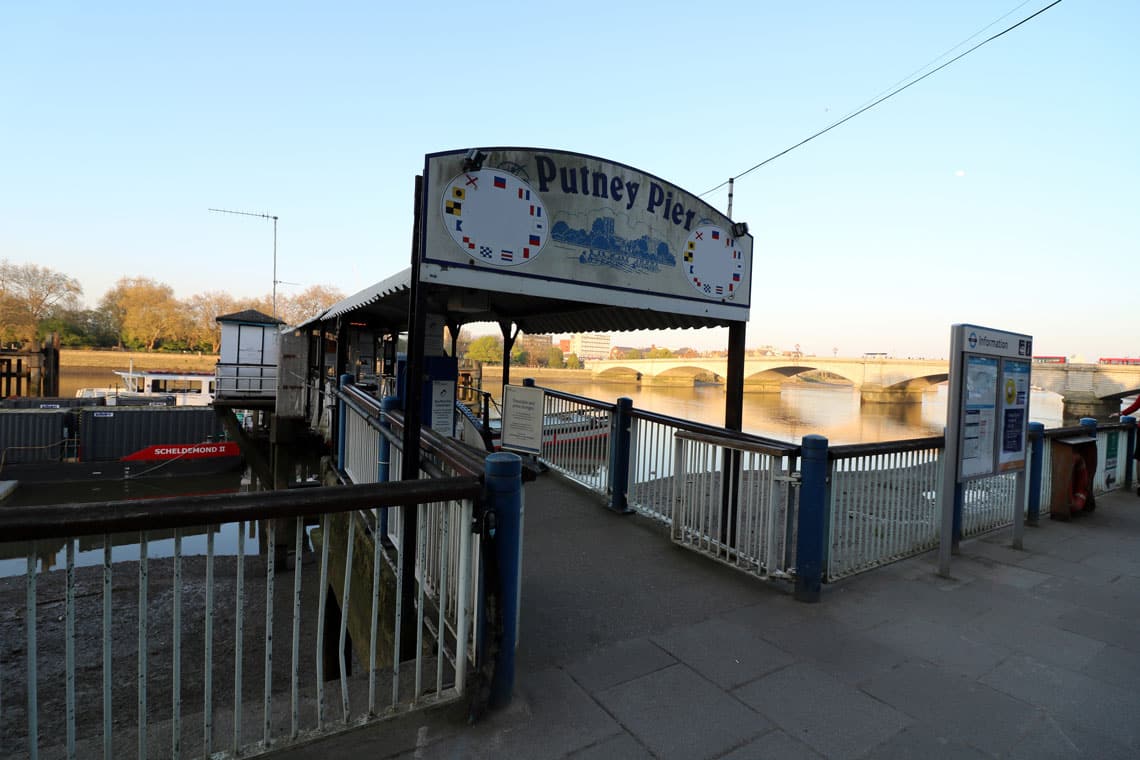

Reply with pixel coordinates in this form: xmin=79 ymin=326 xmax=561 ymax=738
xmin=1032 ymin=355 xmax=1067 ymax=364
xmin=1098 ymin=357 xmax=1140 ymax=365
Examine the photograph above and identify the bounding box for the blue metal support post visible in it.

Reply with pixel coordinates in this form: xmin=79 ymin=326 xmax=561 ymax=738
xmin=1027 ymin=421 xmax=1044 ymax=526
xmin=795 ymin=434 xmax=829 ymax=603
xmin=336 ymin=373 xmax=352 ymax=474
xmin=1123 ymin=416 xmax=1136 ymax=490
xmin=608 ymin=397 xmax=634 ymax=513
xmin=484 ymin=452 xmax=524 ymax=707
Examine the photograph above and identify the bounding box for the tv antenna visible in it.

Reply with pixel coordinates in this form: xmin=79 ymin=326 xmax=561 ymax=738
xmin=208 ymin=208 xmax=280 ymax=319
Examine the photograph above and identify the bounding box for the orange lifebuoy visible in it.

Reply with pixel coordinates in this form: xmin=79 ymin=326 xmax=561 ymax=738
xmin=1072 ymin=456 xmax=1090 ymax=511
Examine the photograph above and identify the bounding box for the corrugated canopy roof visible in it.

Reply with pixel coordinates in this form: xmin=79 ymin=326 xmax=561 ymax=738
xmin=296 ymin=267 xmax=738 ymax=334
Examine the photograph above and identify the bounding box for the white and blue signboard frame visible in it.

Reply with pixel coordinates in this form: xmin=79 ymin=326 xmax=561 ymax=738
xmin=418 ymin=147 xmax=753 ymax=324
xmin=939 ymin=323 xmax=1034 ymax=576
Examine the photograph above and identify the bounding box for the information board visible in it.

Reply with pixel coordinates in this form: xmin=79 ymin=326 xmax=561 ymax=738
xmin=947 ymin=324 xmax=1034 ymax=482
xmin=941 ymin=323 xmax=1034 ymax=575
xmin=500 ymin=384 xmax=545 ymax=455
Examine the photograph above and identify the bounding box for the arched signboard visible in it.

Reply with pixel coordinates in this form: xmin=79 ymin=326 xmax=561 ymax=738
xmin=419 ymin=147 xmax=753 ymax=323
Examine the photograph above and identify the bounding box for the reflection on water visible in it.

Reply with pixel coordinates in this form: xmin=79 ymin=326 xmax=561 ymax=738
xmin=525 ymin=380 xmax=1064 ymax=446
xmin=0 ymin=522 xmax=262 ymax=579
xmin=0 ymin=470 xmax=256 ymax=578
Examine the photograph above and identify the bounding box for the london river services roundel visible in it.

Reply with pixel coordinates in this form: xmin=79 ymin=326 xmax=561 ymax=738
xmin=682 ymin=225 xmax=744 ymax=299
xmin=441 ymin=169 xmax=547 ymax=266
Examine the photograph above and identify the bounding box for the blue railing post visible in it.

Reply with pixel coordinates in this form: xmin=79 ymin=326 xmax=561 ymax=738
xmin=1080 ymin=417 xmax=1097 ymax=438
xmin=484 ymin=452 xmax=523 ymax=707
xmin=1027 ymin=421 xmax=1044 ymax=526
xmin=608 ymin=397 xmax=634 ymax=513
xmin=337 ymin=373 xmax=352 ymax=473
xmin=1123 ymin=416 xmax=1136 ymax=491
xmin=795 ymin=434 xmax=829 ymax=603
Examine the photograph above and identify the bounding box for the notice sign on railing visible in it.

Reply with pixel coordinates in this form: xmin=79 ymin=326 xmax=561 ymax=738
xmin=501 ymin=384 xmax=545 ymax=454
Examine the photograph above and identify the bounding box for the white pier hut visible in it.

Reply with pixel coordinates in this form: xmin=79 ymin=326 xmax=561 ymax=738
xmin=215 ymin=309 xmax=283 ymax=402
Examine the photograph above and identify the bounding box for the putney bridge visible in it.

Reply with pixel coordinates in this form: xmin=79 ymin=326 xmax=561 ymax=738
xmin=587 ymin=356 xmax=1140 ymax=417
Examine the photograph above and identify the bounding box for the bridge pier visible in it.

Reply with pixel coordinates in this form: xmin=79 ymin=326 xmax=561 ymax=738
xmin=859 ymin=384 xmax=925 ymax=404
xmin=743 ymin=379 xmax=783 ymax=394
xmin=1062 ymin=392 xmax=1118 ymax=421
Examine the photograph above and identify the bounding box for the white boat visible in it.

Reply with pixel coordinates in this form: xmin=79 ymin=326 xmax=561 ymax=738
xmin=76 ymin=368 xmax=216 ymax=406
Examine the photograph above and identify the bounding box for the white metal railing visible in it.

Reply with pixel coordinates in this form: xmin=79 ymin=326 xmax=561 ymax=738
xmin=343 ymin=404 xmax=381 ymax=485
xmin=826 ymin=440 xmax=944 ymax=580
xmin=535 ymin=390 xmax=614 ymax=495
xmin=628 ymin=412 xmax=685 ymax=523
xmin=338 ymin=388 xmax=484 ymax=685
xmin=215 ymin=363 xmax=277 ymax=398
xmin=1 ymin=479 xmax=480 ymax=760
xmin=960 ymin=472 xmax=1020 ymax=538
xmin=671 ymin=431 xmax=799 ymax=579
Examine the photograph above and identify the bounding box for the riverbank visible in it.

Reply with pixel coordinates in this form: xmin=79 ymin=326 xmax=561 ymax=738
xmin=60 ymin=349 xmax=219 ymax=372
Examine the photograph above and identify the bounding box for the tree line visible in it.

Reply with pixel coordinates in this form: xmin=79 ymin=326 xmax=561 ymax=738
xmin=0 ymin=260 xmax=343 ymax=352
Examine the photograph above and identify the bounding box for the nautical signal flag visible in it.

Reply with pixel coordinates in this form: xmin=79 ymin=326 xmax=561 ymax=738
xmin=733 ymin=273 xmax=741 ymax=282
xmin=445 ymin=200 xmax=462 ymax=216
xmin=452 ymin=187 xmax=465 ymax=200
xmin=712 ymin=230 xmax=720 ymax=240
xmin=517 ymin=188 xmax=530 ymax=200
xmin=529 ymin=234 xmax=541 ymax=246
xmin=493 ymin=176 xmax=507 ymax=189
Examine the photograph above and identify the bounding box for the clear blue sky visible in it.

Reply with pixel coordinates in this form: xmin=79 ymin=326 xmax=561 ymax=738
xmin=2 ymin=1 xmax=1136 ymax=359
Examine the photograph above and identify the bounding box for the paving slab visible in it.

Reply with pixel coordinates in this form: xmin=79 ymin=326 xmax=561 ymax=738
xmin=719 ymin=728 xmax=824 ymax=759
xmin=980 ymin=654 xmax=1140 ymax=752
xmin=862 ymin=658 xmax=1039 ymax=757
xmin=650 ymin=616 xmax=795 ymax=689
xmin=733 ymin=662 xmax=910 ymax=760
xmin=856 ymin=723 xmax=992 ymax=760
xmin=594 ymin=663 xmax=771 ymax=760
xmin=563 ymin=637 xmax=676 ymax=693
xmin=862 ymin=617 xmax=1010 ymax=679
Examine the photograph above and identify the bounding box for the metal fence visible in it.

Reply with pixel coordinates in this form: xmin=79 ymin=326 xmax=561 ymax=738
xmin=534 ymin=388 xmax=614 ymax=495
xmin=337 ymin=384 xmax=485 ymax=690
xmin=671 ymin=431 xmax=800 ymax=579
xmin=0 ymin=478 xmax=481 ymax=760
xmin=826 ymin=438 xmax=944 ymax=580
xmin=531 ymin=385 xmax=1136 ymax=587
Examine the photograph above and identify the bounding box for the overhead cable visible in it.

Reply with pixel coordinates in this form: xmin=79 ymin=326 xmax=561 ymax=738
xmin=700 ymin=0 xmax=1063 ymax=198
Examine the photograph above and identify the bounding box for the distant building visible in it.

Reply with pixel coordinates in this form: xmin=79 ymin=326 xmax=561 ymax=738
xmin=570 ymin=333 xmax=611 ymax=360
xmin=558 ymin=339 xmax=571 ymax=353
xmin=518 ymin=333 xmax=553 ymax=357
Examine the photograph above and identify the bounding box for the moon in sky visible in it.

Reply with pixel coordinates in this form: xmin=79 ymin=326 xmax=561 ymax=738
xmin=955 ymin=169 xmax=966 ymax=177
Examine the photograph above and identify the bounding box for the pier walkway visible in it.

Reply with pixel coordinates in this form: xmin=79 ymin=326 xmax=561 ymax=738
xmin=273 ymin=474 xmax=1140 ymax=759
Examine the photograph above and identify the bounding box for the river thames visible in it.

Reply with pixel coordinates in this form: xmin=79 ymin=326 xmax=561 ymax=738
xmin=507 ymin=379 xmax=1065 ymax=446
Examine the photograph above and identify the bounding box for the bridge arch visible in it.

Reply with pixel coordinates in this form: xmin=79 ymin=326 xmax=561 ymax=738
xmin=651 ymin=365 xmax=723 ymax=386
xmin=594 ymin=364 xmax=642 ymax=382
xmin=861 ymin=373 xmax=948 ymax=403
xmin=742 ymin=364 xmax=858 ymax=393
